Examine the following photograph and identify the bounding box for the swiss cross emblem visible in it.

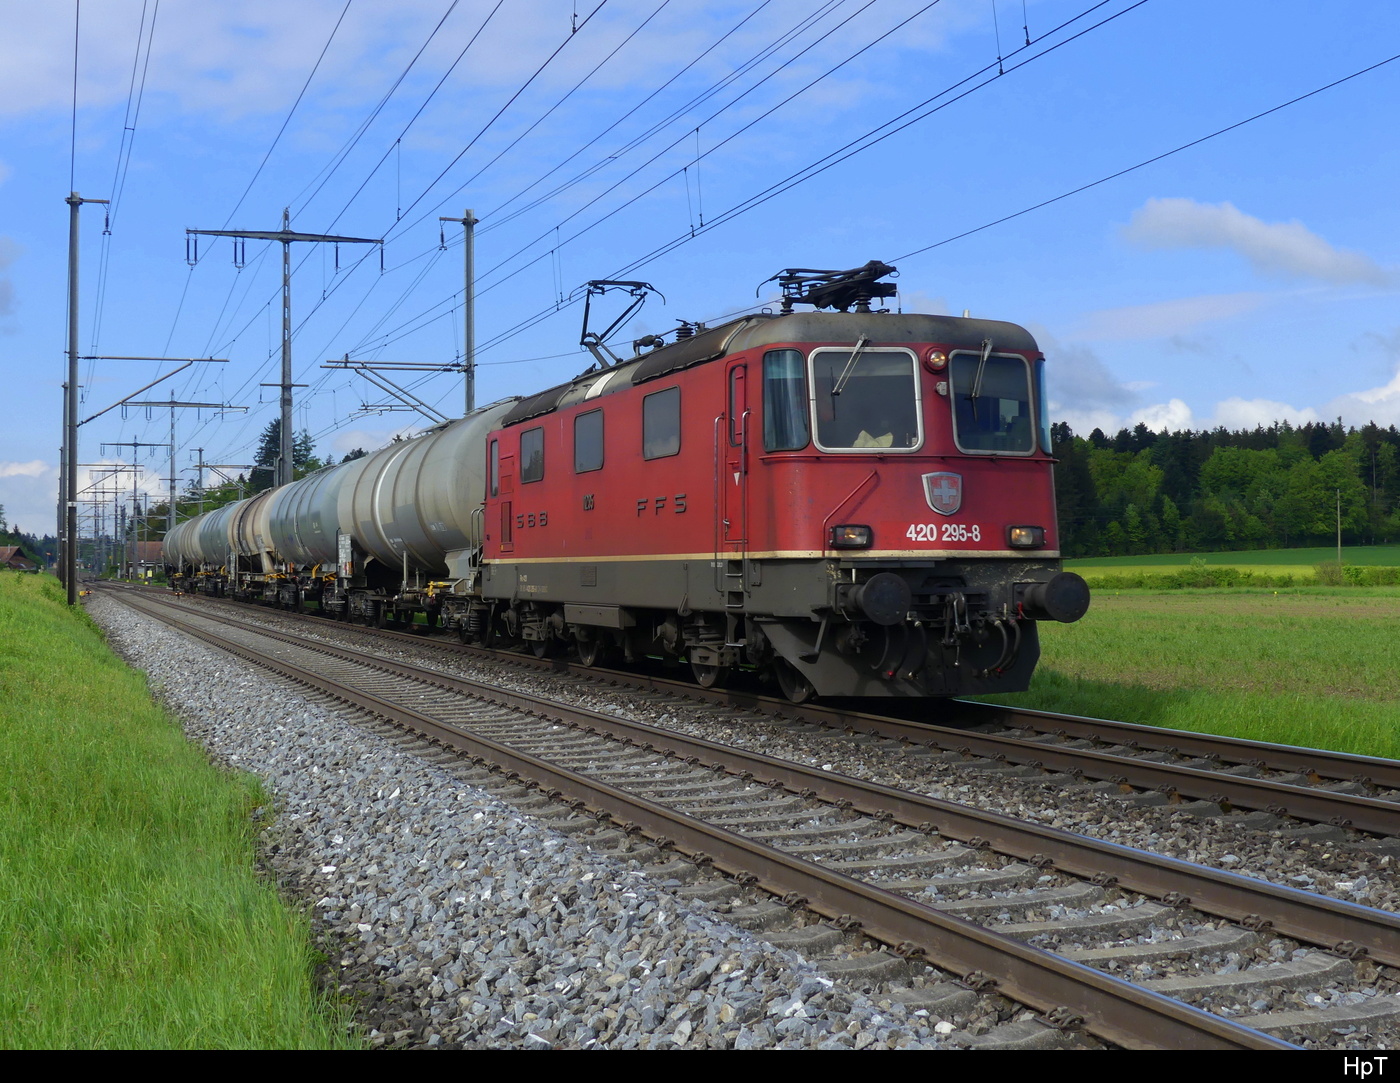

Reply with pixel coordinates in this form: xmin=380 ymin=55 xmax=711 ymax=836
xmin=923 ymin=472 xmax=962 ymax=516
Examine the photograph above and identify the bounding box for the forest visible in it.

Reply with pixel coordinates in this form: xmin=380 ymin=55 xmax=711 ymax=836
xmin=1051 ymin=419 xmax=1400 ymax=557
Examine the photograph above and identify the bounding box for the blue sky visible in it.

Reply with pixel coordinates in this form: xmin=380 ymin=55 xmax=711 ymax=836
xmin=1 ymin=0 xmax=1397 ymax=537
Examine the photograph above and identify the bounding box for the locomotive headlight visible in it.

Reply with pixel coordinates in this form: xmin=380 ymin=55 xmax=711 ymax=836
xmin=831 ymin=524 xmax=873 ymax=549
xmin=1008 ymin=525 xmax=1046 ymax=549
xmin=924 ymin=349 xmax=948 ymax=372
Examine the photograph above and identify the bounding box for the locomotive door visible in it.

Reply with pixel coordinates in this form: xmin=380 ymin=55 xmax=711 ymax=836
xmin=722 ymin=362 xmax=749 ymax=550
xmin=496 ymin=440 xmax=515 ymax=554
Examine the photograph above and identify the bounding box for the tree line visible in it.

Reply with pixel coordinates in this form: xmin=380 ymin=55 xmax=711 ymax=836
xmin=1052 ymin=419 xmax=1400 ymax=557
xmin=0 ymin=504 xmax=54 ymax=566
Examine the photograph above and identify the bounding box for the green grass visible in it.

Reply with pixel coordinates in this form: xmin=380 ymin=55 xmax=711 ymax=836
xmin=0 ymin=572 xmax=354 ymax=1049
xmin=1068 ymin=544 xmax=1400 ymax=568
xmin=1064 ymin=544 xmax=1400 ymax=588
xmin=980 ymin=588 xmax=1400 ymax=761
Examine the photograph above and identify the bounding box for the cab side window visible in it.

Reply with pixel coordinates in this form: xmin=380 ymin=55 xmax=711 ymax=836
xmin=643 ymin=387 xmax=680 ymax=459
xmin=520 ymin=427 xmax=545 ymax=482
xmin=575 ymin=409 xmax=603 ymax=473
xmin=763 ymin=349 xmax=809 ymax=451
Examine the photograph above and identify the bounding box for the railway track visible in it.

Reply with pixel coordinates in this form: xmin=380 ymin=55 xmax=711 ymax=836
xmin=104 ymin=585 xmax=1400 ymax=1049
xmin=152 ymin=585 xmax=1400 ymax=839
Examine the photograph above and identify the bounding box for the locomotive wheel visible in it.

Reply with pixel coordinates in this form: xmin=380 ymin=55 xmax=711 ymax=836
xmin=576 ymin=636 xmax=603 ymax=667
xmin=374 ymin=605 xmax=387 ymax=629
xmin=531 ymin=637 xmax=556 ymax=659
xmin=774 ymin=659 xmax=816 ymax=704
xmin=690 ymin=660 xmax=727 ymax=689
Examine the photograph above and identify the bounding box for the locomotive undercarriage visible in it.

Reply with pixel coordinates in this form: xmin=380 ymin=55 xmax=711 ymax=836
xmin=166 ymin=553 xmax=1086 ymax=701
xmin=476 ymin=556 xmax=1087 ymax=700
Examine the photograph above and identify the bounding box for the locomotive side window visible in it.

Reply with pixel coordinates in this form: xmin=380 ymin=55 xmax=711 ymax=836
xmin=642 ymin=386 xmax=681 ymax=459
xmin=810 ymin=348 xmax=921 ymax=452
xmin=762 ymin=349 xmax=809 ymax=451
xmin=575 ymin=409 xmax=604 ymax=473
xmin=489 ymin=439 xmax=499 ymax=496
xmin=728 ymin=366 xmax=747 ymax=446
xmin=949 ymin=352 xmax=1036 ymax=454
xmin=520 ymin=427 xmax=545 ymax=482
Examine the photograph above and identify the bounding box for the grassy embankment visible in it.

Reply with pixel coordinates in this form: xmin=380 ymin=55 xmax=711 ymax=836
xmin=0 ymin=572 xmax=354 ymax=1049
xmin=977 ymin=547 xmax=1400 ymax=760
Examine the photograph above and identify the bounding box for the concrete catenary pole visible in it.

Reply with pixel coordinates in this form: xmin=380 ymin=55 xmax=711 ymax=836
xmin=64 ymin=191 xmax=108 ymax=604
xmin=440 ymin=210 xmax=478 ymax=415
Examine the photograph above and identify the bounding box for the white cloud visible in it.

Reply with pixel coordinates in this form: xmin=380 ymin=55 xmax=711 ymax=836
xmin=1122 ymin=197 xmax=1391 ymax=286
xmin=0 ymin=1 xmax=964 ymax=123
xmin=1129 ymin=398 xmax=1195 ymax=432
xmin=1071 ymin=291 xmax=1271 ymax=341
xmin=328 ymin=423 xmax=423 ymax=459
xmin=1328 ymin=368 xmax=1400 ymax=428
xmin=0 ymin=460 xmax=57 ymax=536
xmin=1046 ymin=343 xmax=1137 ymax=410
xmin=1323 ymin=329 xmax=1400 ymax=426
xmin=899 ymin=289 xmax=948 ymax=315
xmin=1209 ymin=397 xmax=1320 ymax=430
xmin=0 ymin=459 xmax=48 ymax=479
xmin=1048 ymin=406 xmax=1125 ymax=437
xmin=1052 ymin=395 xmax=1326 ymax=438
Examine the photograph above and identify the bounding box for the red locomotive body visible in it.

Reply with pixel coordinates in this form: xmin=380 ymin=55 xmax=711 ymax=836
xmin=165 ymin=263 xmax=1087 ymax=700
xmin=479 ymin=269 xmax=1087 ymax=699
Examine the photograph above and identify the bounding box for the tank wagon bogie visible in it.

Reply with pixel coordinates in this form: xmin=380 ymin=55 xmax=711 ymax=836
xmin=165 ymin=262 xmax=1088 ymax=700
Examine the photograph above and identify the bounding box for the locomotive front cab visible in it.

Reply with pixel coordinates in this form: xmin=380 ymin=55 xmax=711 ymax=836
xmin=738 ymin=309 xmax=1088 ymax=700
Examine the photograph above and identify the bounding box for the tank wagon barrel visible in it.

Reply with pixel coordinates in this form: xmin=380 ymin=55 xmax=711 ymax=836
xmin=165 ymin=262 xmax=1088 ymax=698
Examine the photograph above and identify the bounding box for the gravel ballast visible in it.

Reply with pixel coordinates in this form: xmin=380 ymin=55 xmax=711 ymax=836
xmin=86 ymin=593 xmax=960 ymax=1050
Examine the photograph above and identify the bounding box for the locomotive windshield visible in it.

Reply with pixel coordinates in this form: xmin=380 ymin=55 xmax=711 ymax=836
xmin=949 ymin=352 xmax=1036 ymax=454
xmin=810 ymin=347 xmax=921 ymax=451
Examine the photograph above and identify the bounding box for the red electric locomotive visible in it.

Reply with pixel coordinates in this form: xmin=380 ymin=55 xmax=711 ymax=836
xmin=474 ymin=263 xmax=1089 ymax=699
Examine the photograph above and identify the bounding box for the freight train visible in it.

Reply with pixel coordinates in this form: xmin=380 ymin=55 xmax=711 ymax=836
xmin=165 ymin=263 xmax=1089 ymax=701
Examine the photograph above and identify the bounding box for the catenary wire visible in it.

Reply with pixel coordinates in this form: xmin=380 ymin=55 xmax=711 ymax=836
xmin=221 ymin=0 xmax=353 ymax=228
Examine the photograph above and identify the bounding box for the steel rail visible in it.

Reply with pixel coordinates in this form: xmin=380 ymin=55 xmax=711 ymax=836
xmin=808 ymin=709 xmax=1400 ymax=838
xmin=932 ymin=700 xmax=1400 ymax=792
xmin=118 ymin=590 xmax=1295 ymax=1050
xmin=267 ymin=597 xmax=1400 ymax=792
xmin=137 ymin=588 xmax=1400 ymax=834
xmin=135 ymin=590 xmax=1400 ymax=970
xmin=140 ymin=589 xmax=1400 ymax=784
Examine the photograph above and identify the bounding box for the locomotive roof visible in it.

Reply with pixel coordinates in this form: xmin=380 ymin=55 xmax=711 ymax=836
xmin=500 ymin=309 xmax=1039 ymax=427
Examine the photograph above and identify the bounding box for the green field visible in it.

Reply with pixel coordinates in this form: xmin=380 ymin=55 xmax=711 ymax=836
xmin=0 ymin=572 xmax=353 ymax=1049
xmin=982 ymin=587 xmax=1400 ymax=761
xmin=1070 ymin=545 xmax=1400 ymax=568
xmin=1067 ymin=544 xmax=1400 ymax=580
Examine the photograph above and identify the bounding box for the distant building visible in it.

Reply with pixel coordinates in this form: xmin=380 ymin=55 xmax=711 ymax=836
xmin=132 ymin=540 xmax=164 ymax=578
xmin=0 ymin=546 xmax=38 ymax=572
